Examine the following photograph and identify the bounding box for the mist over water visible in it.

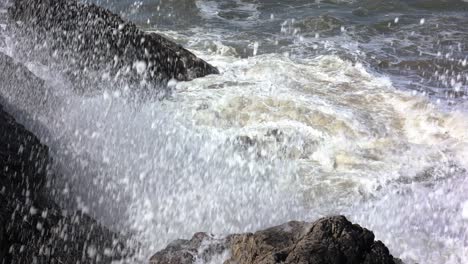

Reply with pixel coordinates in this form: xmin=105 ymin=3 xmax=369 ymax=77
xmin=1 ymin=0 xmax=468 ymax=263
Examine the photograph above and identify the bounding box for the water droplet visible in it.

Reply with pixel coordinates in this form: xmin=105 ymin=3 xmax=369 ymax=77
xmin=253 ymin=42 xmax=259 ymax=56
xmin=462 ymin=201 xmax=468 ymax=220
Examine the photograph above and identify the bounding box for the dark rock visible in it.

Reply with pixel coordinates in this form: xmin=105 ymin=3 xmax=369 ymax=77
xmin=150 ymin=216 xmax=398 ymax=264
xmin=0 ymin=95 xmax=49 ymax=203
xmin=150 ymin=233 xmax=228 ymax=264
xmin=0 ymin=102 xmax=130 ymax=263
xmin=8 ymin=0 xmax=219 ymax=92
xmin=0 ymin=53 xmax=132 ymax=263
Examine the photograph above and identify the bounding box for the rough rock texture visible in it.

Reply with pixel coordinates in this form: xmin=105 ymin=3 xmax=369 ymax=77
xmin=150 ymin=216 xmax=398 ymax=264
xmin=0 ymin=53 xmax=130 ymax=264
xmin=8 ymin=0 xmax=219 ymax=90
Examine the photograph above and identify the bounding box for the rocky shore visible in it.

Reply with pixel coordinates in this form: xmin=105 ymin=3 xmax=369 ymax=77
xmin=1 ymin=98 xmax=400 ymax=264
xmin=0 ymin=51 xmax=400 ymax=264
xmin=2 ymin=1 xmax=402 ymax=264
xmin=0 ymin=53 xmax=402 ymax=264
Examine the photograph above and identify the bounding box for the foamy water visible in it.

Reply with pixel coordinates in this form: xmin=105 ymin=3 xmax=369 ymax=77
xmin=1 ymin=1 xmax=468 ymax=263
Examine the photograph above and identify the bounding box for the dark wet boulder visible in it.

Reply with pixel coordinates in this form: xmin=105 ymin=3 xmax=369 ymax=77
xmin=0 ymin=97 xmax=49 ymax=204
xmin=0 ymin=53 xmax=131 ymax=263
xmin=149 ymin=216 xmax=398 ymax=264
xmin=8 ymin=0 xmax=219 ymax=91
xmin=0 ymin=102 xmax=130 ymax=263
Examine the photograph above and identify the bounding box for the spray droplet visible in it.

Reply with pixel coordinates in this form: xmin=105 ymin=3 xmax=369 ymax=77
xmin=167 ymin=79 xmax=178 ymax=89
xmin=462 ymin=201 xmax=468 ymax=220
xmin=253 ymin=42 xmax=259 ymax=56
xmin=134 ymin=61 xmax=147 ymax=75
xmin=87 ymin=245 xmax=97 ymax=258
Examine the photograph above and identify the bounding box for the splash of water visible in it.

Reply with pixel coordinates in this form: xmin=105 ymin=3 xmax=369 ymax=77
xmin=1 ymin=1 xmax=467 ymax=263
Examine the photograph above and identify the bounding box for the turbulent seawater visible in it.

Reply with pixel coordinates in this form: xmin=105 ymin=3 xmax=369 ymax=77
xmin=1 ymin=0 xmax=468 ymax=263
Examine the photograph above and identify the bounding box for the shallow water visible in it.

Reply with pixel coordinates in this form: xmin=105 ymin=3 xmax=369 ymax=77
xmin=1 ymin=0 xmax=468 ymax=263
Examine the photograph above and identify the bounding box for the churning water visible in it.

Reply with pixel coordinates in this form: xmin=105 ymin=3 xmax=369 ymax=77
xmin=1 ymin=0 xmax=468 ymax=263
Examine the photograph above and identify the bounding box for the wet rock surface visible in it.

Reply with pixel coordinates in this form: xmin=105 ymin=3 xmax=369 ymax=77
xmin=8 ymin=0 xmax=219 ymax=92
xmin=150 ymin=216 xmax=399 ymax=264
xmin=0 ymin=53 xmax=130 ymax=264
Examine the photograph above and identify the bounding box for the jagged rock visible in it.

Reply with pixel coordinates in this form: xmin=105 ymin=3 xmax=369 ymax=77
xmin=8 ymin=0 xmax=219 ymax=92
xmin=150 ymin=216 xmax=398 ymax=264
xmin=0 ymin=102 xmax=129 ymax=264
xmin=149 ymin=232 xmax=228 ymax=264
xmin=0 ymin=53 xmax=131 ymax=264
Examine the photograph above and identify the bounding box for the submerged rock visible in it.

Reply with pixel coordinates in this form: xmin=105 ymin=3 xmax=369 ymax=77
xmin=8 ymin=0 xmax=219 ymax=91
xmin=149 ymin=216 xmax=399 ymax=264
xmin=352 ymin=7 xmax=370 ymax=17
xmin=0 ymin=53 xmax=131 ymax=263
xmin=293 ymin=15 xmax=343 ymax=36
